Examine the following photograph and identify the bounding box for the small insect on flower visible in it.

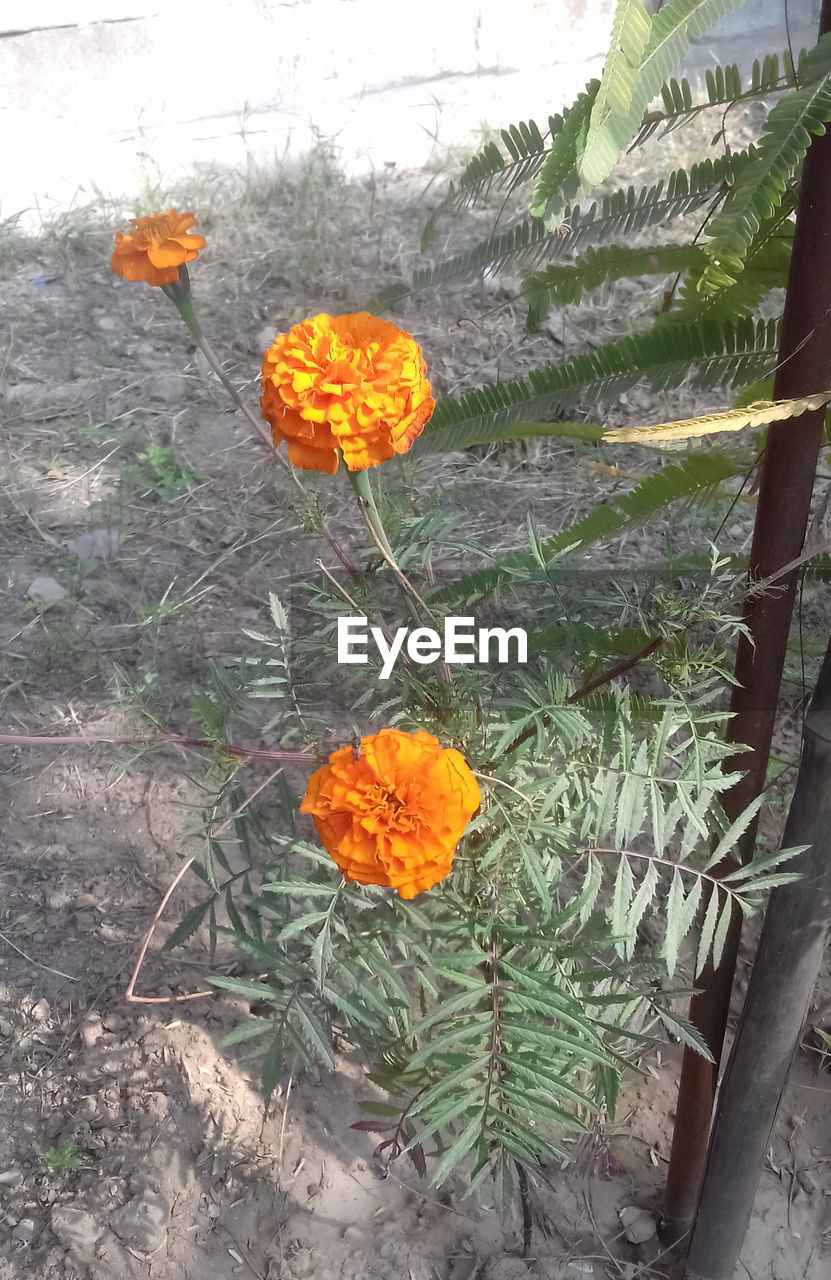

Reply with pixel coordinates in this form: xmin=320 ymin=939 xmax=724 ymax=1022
xmin=351 ymin=735 xmax=362 ymax=761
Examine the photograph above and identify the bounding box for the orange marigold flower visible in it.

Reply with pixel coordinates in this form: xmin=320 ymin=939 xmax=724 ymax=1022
xmin=300 ymin=729 xmax=480 ymax=898
xmin=260 ymin=312 xmax=435 ymax=474
xmin=111 ymin=209 xmax=206 ymax=286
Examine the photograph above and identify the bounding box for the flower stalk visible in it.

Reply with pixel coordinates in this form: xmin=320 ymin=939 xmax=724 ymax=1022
xmin=163 ymin=267 xmax=276 ymax=455
xmin=348 ymin=468 xmax=443 ymax=636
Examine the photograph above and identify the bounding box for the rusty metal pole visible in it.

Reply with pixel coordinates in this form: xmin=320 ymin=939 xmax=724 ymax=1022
xmin=663 ymin=0 xmax=831 ymax=1235
xmin=683 ymin=637 xmax=831 ymax=1278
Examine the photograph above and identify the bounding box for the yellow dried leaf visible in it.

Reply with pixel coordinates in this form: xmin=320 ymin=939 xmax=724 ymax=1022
xmin=603 ymin=392 xmax=831 ymax=445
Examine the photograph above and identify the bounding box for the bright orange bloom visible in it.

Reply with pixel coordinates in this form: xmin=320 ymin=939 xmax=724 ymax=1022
xmin=260 ymin=312 xmax=434 ymax=474
xmin=111 ymin=209 xmax=205 ymax=286
xmin=300 ymin=729 xmax=480 ymax=898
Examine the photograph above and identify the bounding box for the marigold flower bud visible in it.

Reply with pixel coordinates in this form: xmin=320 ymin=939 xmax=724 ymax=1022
xmin=111 ymin=209 xmax=205 ymax=287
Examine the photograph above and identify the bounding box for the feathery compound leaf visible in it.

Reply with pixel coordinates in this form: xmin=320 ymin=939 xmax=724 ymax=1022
xmin=652 ymin=1005 xmax=714 ymax=1060
xmin=634 ymin=50 xmax=807 ymax=147
xmin=378 ymin=150 xmax=752 ymax=304
xmin=431 ymin=452 xmax=746 ymax=606
xmin=711 ymin=895 xmax=734 ymax=968
xmin=418 ymin=418 xmax=604 ymax=455
xmin=523 ymin=242 xmax=705 ymax=330
xmin=420 ymin=317 xmax=781 ymax=449
xmin=666 ymin=197 xmax=795 ymax=326
xmin=429 ymin=115 xmax=553 ymax=221
xmin=695 ymin=884 xmax=722 ymax=976
xmin=529 ymin=81 xmax=599 ymax=223
xmin=603 ymin=390 xmax=831 ymax=444
xmin=662 ymin=873 xmax=702 ymax=976
xmin=701 ymin=32 xmax=831 ymax=293
xmin=624 ymin=861 xmax=660 ymax=957
xmin=581 ymin=0 xmax=653 ymax=188
xmin=611 ymin=855 xmax=636 ymax=941
xmin=536 ymin=0 xmax=747 ymax=225
xmin=161 ymin=899 xmax=211 ymax=952
xmin=703 ymin=793 xmax=766 ymax=871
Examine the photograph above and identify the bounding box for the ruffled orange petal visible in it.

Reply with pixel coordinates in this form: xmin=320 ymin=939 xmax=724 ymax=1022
xmin=300 ymin=729 xmax=480 ymax=897
xmin=285 ymin=439 xmax=339 ymax=474
xmin=260 ymin=313 xmax=433 ymax=474
xmin=110 ymin=209 xmax=205 ymax=288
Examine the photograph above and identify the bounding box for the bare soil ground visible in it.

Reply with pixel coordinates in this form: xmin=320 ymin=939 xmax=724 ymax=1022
xmin=2 ymin=138 xmax=831 ymax=1279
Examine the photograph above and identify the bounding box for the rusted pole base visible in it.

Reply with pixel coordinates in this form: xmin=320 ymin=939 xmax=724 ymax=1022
xmin=683 ymin=637 xmax=831 ymax=1279
xmin=662 ymin=0 xmax=831 ymax=1233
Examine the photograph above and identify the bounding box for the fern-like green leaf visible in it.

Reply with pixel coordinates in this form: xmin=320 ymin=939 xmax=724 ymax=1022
xmin=633 ymin=48 xmax=804 ymax=146
xmin=431 ymin=452 xmax=746 ymax=604
xmin=528 ymin=80 xmax=599 ymax=222
xmin=524 ymin=242 xmax=705 ymax=330
xmin=580 ymin=0 xmax=653 ymax=188
xmin=426 ymin=115 xmax=556 ymax=227
xmin=418 ymin=417 xmax=604 ymax=455
xmin=536 ymin=0 xmax=747 ymax=225
xmin=375 ymin=151 xmax=752 ymax=306
xmin=418 ymin=317 xmax=781 ymax=452
xmin=666 ymin=197 xmax=795 ymax=325
xmin=700 ymin=32 xmax=831 ymax=294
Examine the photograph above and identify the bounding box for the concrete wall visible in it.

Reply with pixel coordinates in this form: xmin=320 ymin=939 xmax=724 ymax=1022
xmin=0 ymin=0 xmax=822 ymax=225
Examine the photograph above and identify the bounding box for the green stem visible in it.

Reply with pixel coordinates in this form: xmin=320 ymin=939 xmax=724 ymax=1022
xmin=162 ymin=268 xmax=279 ymax=457
xmin=163 ymin=268 xmax=359 ymax=580
xmin=346 ymin=469 xmax=448 ymax=676
xmin=348 ymin=468 xmax=396 ymax=560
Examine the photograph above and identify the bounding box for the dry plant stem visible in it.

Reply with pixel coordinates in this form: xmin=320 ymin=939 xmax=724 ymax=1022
xmin=0 ymin=927 xmax=79 ymax=982
xmin=319 ymin=520 xmax=360 ymax=579
xmin=313 ymin=557 xmax=401 ymax=657
xmin=163 ymin=273 xmax=276 ymax=456
xmin=348 ymin=470 xmax=452 ymax=681
xmin=348 ymin=471 xmax=427 ymax=608
xmin=163 ymin=272 xmax=358 ymax=579
xmin=356 ymin=497 xmax=439 ymax=625
xmin=125 ymin=856 xmax=214 ymax=1003
xmin=210 ymin=765 xmax=285 ymax=838
xmin=195 ymin=331 xmax=276 ymax=454
xmin=0 ymin=731 xmax=319 ymax=761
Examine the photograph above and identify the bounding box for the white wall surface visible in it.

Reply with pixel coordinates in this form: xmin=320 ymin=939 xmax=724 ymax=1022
xmin=0 ymin=0 xmax=822 ymax=225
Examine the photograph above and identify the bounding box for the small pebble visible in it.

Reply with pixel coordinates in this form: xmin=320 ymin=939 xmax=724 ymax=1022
xmin=80 ymin=1014 xmax=104 ymax=1049
xmin=11 ymin=1217 xmax=37 ymax=1244
xmin=26 ymin=576 xmax=68 ymax=604
xmin=619 ymin=1205 xmax=657 ymax=1244
xmin=30 ymin=999 xmax=51 ymax=1023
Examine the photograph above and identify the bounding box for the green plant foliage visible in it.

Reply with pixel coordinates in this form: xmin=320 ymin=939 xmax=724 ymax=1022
xmin=533 ymin=0 xmax=748 ymax=225
xmin=423 ymin=115 xmax=553 ymax=232
xmin=382 ymin=152 xmax=753 ymax=308
xmin=185 ymin=655 xmax=799 ymax=1192
xmin=418 ymin=318 xmax=781 ymax=453
xmin=633 ymin=48 xmax=803 ymax=146
xmin=579 ymin=0 xmax=653 ymax=189
xmin=523 ymin=242 xmax=705 ymax=330
xmin=700 ymin=32 xmax=831 ymax=293
xmin=665 ymin=198 xmax=795 ymax=325
xmin=430 ymin=453 xmax=747 ymax=606
xmin=99 ymin=0 xmax=830 ymax=1212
